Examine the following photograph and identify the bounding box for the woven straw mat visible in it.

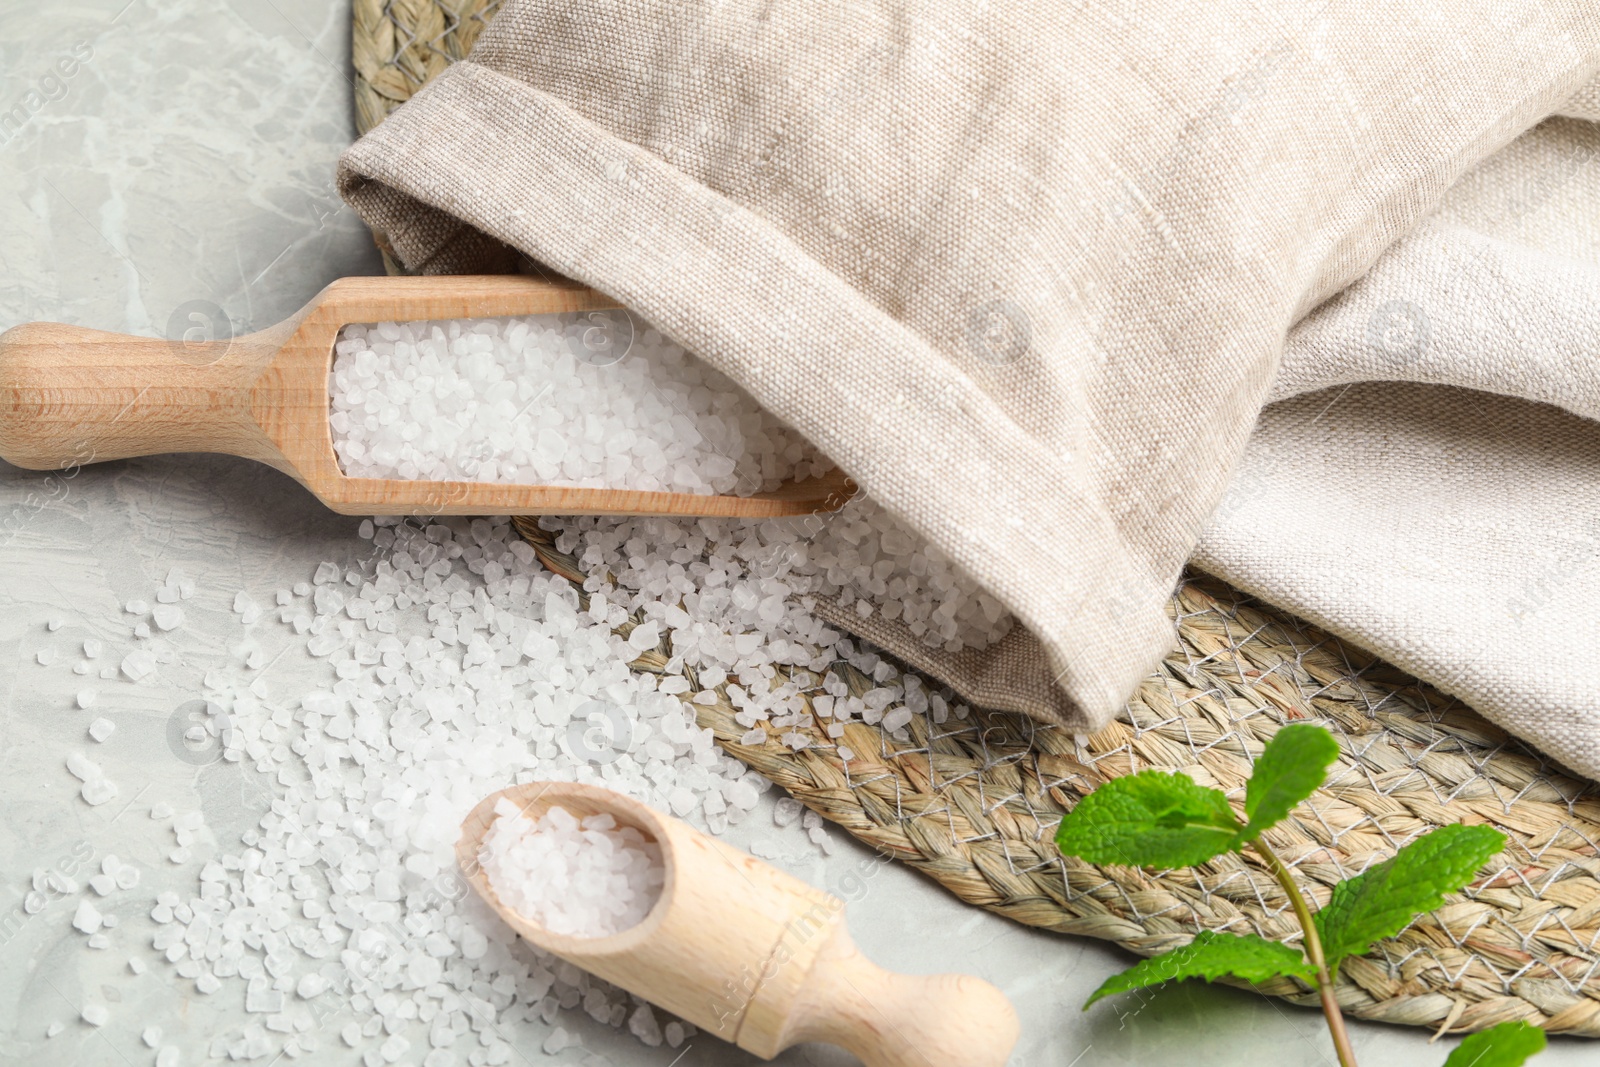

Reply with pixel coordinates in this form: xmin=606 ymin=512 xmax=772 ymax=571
xmin=353 ymin=2 xmax=1600 ymax=1036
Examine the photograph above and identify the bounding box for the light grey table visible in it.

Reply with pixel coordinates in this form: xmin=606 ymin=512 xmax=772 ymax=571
xmin=0 ymin=3 xmax=1587 ymax=1065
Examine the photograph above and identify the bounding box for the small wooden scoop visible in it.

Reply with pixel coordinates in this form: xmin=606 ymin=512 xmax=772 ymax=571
xmin=458 ymin=781 xmax=1020 ymax=1066
xmin=0 ymin=275 xmax=854 ymax=518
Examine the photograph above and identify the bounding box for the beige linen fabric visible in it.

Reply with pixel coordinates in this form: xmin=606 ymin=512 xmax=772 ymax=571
xmin=338 ymin=0 xmax=1600 ymax=742
xmin=1196 ymin=116 xmax=1600 ymax=778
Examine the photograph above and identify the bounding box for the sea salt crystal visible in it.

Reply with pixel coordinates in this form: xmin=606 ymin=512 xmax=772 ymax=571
xmin=480 ymin=803 xmax=664 ymax=939
xmin=73 ymin=900 xmax=102 ymax=933
xmin=66 ymin=752 xmax=99 ymax=781
xmin=152 ymin=604 xmax=184 ymax=631
xmin=45 ymin=1022 xmax=62 ymax=1038
xmin=120 ymin=650 xmax=155 ymax=681
xmin=156 ymin=1048 xmax=180 ymax=1067
xmin=125 ymin=599 xmax=148 ymax=615
xmin=295 ymin=974 xmax=328 ymax=999
xmin=99 ymin=463 xmax=1000 ymax=1059
xmin=88 ymin=717 xmax=115 ymax=742
xmin=83 ymin=638 xmax=102 ymax=658
xmin=36 ymin=648 xmax=56 ymax=666
xmin=882 ymin=707 xmax=913 ymax=733
xmin=143 ymin=1026 xmax=163 ymax=1048
xmin=81 ymin=1003 xmax=108 ymax=1027
xmin=76 ymin=689 xmax=97 ymax=709
xmin=773 ymin=797 xmax=802 ymax=827
xmin=330 ymin=314 xmax=830 ymax=497
xmin=234 ymin=592 xmax=261 ymax=625
xmin=81 ymin=779 xmax=117 ymax=806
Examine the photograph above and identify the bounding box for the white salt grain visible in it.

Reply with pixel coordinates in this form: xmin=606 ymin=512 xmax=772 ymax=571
xmin=72 ymin=901 xmax=102 ymax=933
xmin=88 ymin=717 xmax=115 ymax=742
xmin=65 ymin=752 xmax=99 ymax=781
xmin=233 ymin=592 xmax=261 ymax=625
xmin=773 ymin=797 xmax=802 ymax=827
xmin=80 ymin=497 xmax=995 ymax=1062
xmin=45 ymin=1022 xmax=62 ymax=1038
xmin=143 ymin=1026 xmax=163 ymax=1048
xmin=81 ymin=779 xmax=117 ymax=806
xmin=81 ymin=1004 xmax=108 ymax=1027
xmin=295 ymin=974 xmax=328 ymax=999
xmin=330 ymin=314 xmax=830 ymax=497
xmin=152 ymin=604 xmax=184 ymax=631
xmin=480 ymin=802 xmax=664 ymax=939
xmin=120 ymin=650 xmax=155 ymax=681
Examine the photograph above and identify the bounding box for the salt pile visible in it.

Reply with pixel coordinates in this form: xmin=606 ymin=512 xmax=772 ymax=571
xmin=329 ymin=314 xmax=831 ymax=496
xmin=43 ymin=511 xmax=987 ymax=1061
xmin=332 ymin=310 xmax=1012 ymax=655
xmin=480 ymin=802 xmax=665 ymax=938
xmin=40 ymin=310 xmax=1030 ymax=1060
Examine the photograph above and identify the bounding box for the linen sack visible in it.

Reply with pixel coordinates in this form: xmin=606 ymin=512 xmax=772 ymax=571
xmin=338 ymin=0 xmax=1600 ymax=753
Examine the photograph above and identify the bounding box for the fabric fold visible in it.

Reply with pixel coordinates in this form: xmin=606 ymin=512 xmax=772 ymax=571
xmin=338 ymin=0 xmax=1600 ymax=741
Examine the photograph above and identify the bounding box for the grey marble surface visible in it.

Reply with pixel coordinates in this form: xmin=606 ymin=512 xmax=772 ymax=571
xmin=0 ymin=2 xmax=1590 ymax=1065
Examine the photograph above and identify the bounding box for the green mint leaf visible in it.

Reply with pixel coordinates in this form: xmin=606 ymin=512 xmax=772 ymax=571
xmin=1442 ymin=1020 xmax=1547 ymax=1067
xmin=1055 ymin=771 xmax=1242 ymax=869
xmin=1242 ymin=723 xmax=1340 ymax=838
xmin=1316 ymin=823 xmax=1506 ymax=970
xmin=1084 ymin=930 xmax=1315 ymax=1008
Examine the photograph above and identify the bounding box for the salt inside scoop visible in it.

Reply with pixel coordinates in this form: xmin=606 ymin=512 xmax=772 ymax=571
xmin=479 ymin=799 xmax=666 ymax=939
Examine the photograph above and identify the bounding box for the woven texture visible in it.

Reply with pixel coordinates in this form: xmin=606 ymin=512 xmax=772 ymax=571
xmin=511 ymin=518 xmax=1600 ymax=1038
xmin=353 ymin=3 xmax=1600 ymax=1036
xmin=352 ymin=0 xmax=504 ymax=273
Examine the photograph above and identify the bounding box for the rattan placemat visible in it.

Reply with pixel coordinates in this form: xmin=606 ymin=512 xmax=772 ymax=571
xmin=353 ymin=5 xmax=1600 ymax=1035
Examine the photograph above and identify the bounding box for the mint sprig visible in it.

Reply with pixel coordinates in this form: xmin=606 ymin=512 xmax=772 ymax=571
xmin=1084 ymin=930 xmax=1315 ymax=1007
xmin=1315 ymin=822 xmax=1505 ymax=974
xmin=1054 ymin=722 xmax=1524 ymax=1067
xmin=1053 ymin=771 xmax=1241 ymax=869
xmin=1441 ymin=1021 xmax=1546 ymax=1067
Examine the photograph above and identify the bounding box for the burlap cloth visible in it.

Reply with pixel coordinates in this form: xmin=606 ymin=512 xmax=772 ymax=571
xmin=337 ymin=0 xmax=1600 ymax=778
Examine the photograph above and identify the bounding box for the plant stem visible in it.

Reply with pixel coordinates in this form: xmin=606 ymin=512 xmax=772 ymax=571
xmin=1253 ymin=835 xmax=1358 ymax=1067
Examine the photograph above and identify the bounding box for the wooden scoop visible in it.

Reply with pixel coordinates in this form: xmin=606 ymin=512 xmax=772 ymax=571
xmin=0 ymin=275 xmax=854 ymax=518
xmin=457 ymin=781 xmax=1020 ymax=1067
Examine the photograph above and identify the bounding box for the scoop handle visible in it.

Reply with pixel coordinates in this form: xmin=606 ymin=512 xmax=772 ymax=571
xmin=780 ymin=924 xmax=1020 ymax=1067
xmin=0 ymin=320 xmax=282 ymax=471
